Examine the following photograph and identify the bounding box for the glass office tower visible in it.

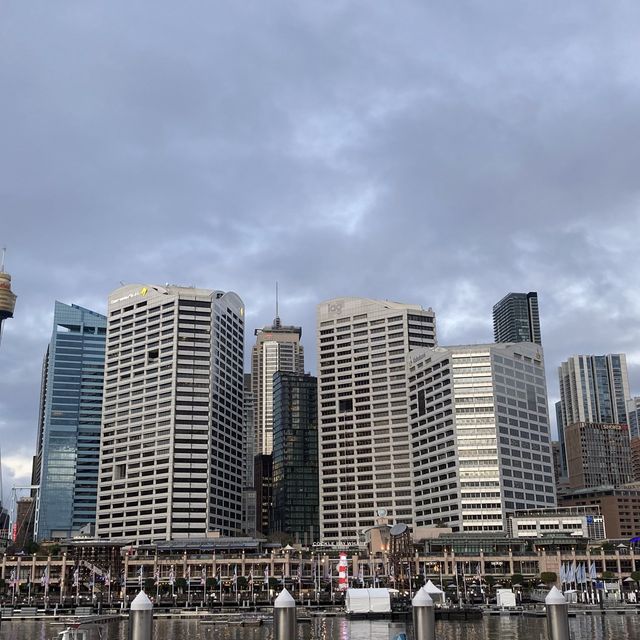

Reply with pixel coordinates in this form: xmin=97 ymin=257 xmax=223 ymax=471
xmin=33 ymin=302 xmax=106 ymax=540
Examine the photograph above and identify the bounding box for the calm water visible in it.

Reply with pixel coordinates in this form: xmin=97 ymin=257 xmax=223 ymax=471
xmin=1 ymin=615 xmax=639 ymax=640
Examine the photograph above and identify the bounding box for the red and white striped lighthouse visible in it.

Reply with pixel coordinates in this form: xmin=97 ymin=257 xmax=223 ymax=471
xmin=338 ymin=553 xmax=348 ymax=591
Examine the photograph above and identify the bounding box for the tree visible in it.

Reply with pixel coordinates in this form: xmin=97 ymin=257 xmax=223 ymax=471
xmin=511 ymin=574 xmax=524 ymax=586
xmin=630 ymin=571 xmax=640 ymax=584
xmin=602 ymin=571 xmax=616 ymax=580
xmin=268 ymin=577 xmax=279 ymax=590
xmin=541 ymin=572 xmax=557 ymax=585
xmin=175 ymin=577 xmax=187 ymax=593
xmin=236 ymin=576 xmax=248 ymax=590
xmin=144 ymin=577 xmax=155 ymax=592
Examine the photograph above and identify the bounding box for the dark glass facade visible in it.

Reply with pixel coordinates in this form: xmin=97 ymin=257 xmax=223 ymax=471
xmin=34 ymin=302 xmax=106 ymax=540
xmin=493 ymin=291 xmax=541 ymax=345
xmin=271 ymin=372 xmax=319 ymax=544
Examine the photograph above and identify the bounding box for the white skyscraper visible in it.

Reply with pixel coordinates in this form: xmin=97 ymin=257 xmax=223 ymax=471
xmin=251 ymin=317 xmax=304 ymax=456
xmin=408 ymin=342 xmax=556 ymax=533
xmin=96 ymin=284 xmax=245 ymax=543
xmin=317 ymin=297 xmax=436 ymax=544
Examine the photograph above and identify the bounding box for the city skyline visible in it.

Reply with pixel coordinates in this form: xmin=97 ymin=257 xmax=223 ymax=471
xmin=3 ymin=2 xmax=640 ymax=502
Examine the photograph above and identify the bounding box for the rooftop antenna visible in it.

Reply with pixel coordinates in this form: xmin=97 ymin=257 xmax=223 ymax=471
xmin=274 ymin=282 xmax=281 ymax=328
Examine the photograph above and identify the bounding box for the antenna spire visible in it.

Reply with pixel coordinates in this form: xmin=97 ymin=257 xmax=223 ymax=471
xmin=1 ymin=247 xmax=6 ymax=272
xmin=273 ymin=282 xmax=281 ymax=328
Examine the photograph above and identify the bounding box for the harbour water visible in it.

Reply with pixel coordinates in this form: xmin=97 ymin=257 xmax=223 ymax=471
xmin=1 ymin=615 xmax=639 ymax=640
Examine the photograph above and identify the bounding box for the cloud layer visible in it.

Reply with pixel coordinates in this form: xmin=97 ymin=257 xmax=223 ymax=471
xmin=2 ymin=1 xmax=640 ymax=500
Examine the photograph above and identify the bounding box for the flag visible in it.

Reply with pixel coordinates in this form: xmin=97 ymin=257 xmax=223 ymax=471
xmin=9 ymin=570 xmax=16 ymax=587
xmin=169 ymin=566 xmax=175 ymax=586
xmin=264 ymin=567 xmax=269 ymax=586
xmin=297 ymin=564 xmax=302 ymax=581
xmin=249 ymin=568 xmax=254 ymax=587
xmin=589 ymin=562 xmax=597 ymax=580
xmin=73 ymin=567 xmax=79 ymax=588
xmin=104 ymin=570 xmax=111 ymax=587
xmin=186 ymin=566 xmax=191 ymax=581
xmin=569 ymin=562 xmax=576 ymax=584
xmin=201 ymin=567 xmax=206 ymax=587
xmin=233 ymin=565 xmax=238 ymax=586
xmin=559 ymin=562 xmax=566 ymax=584
xmin=137 ymin=565 xmax=144 ymax=587
xmin=41 ymin=567 xmax=49 ymax=587
xmin=154 ymin=568 xmax=160 ymax=586
xmin=358 ymin=567 xmax=364 ymax=586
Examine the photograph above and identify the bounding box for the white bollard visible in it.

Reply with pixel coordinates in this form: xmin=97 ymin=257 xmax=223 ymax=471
xmin=128 ymin=591 xmax=153 ymax=640
xmin=545 ymin=586 xmax=570 ymax=640
xmin=412 ymin=588 xmax=435 ymax=640
xmin=274 ymin=588 xmax=297 ymax=640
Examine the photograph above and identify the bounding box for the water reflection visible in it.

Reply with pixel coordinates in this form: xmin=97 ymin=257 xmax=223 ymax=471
xmin=0 ymin=615 xmax=638 ymax=640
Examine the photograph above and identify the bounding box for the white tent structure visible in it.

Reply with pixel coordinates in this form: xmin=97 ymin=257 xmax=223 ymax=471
xmin=345 ymin=588 xmax=392 ymax=614
xmin=423 ymin=580 xmax=446 ymax=604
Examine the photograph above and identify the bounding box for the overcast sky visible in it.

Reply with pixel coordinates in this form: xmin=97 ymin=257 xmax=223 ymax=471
xmin=2 ymin=2 xmax=640 ymax=504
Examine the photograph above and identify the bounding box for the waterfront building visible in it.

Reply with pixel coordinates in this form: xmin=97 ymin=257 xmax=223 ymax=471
xmin=492 ymin=291 xmax=541 ymax=345
xmin=560 ymin=482 xmax=640 ymax=539
xmin=251 ymin=316 xmax=304 ymax=456
xmin=507 ymin=506 xmax=605 ymax=539
xmin=408 ymin=342 xmax=555 ymax=533
xmin=565 ymin=422 xmax=632 ymax=489
xmin=271 ymin=372 xmax=319 ymax=544
xmin=32 ymin=302 xmax=106 ymax=541
xmin=317 ymin=297 xmax=436 ymax=543
xmin=96 ymin=284 xmax=245 ymax=542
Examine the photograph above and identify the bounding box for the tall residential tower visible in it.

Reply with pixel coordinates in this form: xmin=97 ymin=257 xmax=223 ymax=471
xmin=493 ymin=292 xmax=541 ymax=345
xmin=96 ymin=284 xmax=244 ymax=543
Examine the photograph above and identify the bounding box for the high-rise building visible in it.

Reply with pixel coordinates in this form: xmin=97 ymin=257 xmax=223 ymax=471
xmin=317 ymin=297 xmax=436 ymax=543
xmin=408 ymin=342 xmax=556 ymax=533
xmin=558 ymin=354 xmax=631 ymax=427
xmin=565 ymin=422 xmax=632 ymax=489
xmin=271 ymin=372 xmax=319 ymax=544
xmin=96 ymin=284 xmax=245 ymax=543
xmin=33 ymin=302 xmax=106 ymax=541
xmin=557 ymin=354 xmax=632 ymax=480
xmin=241 ymin=374 xmax=257 ymax=536
xmin=493 ymin=292 xmax=541 ymax=345
xmin=251 ymin=317 xmax=304 ymax=456
xmin=626 ymin=397 xmax=640 ymax=439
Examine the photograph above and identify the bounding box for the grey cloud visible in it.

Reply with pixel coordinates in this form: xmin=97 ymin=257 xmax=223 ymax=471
xmin=2 ymin=1 xmax=640 ymax=496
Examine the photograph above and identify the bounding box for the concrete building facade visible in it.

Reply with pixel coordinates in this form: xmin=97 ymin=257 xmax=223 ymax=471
xmin=317 ymin=297 xmax=436 ymax=543
xmin=565 ymin=422 xmax=632 ymax=490
xmin=96 ymin=284 xmax=245 ymax=543
xmin=408 ymin=342 xmax=556 ymax=533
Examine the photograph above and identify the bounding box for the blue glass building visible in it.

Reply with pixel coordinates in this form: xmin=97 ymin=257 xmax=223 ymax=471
xmin=33 ymin=302 xmax=106 ymax=541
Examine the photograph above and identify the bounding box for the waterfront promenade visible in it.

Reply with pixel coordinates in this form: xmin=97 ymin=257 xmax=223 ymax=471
xmin=1 ymin=544 xmax=639 ymax=604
